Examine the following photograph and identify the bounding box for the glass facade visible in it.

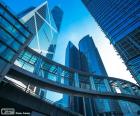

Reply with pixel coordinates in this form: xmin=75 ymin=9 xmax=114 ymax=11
xmin=17 ymin=2 xmax=64 ymax=105
xmin=0 ymin=3 xmax=32 ymax=75
xmin=51 ymin=6 xmax=63 ymax=32
xmin=19 ymin=2 xmax=63 ymax=60
xmin=65 ymin=39 xmax=122 ymax=115
xmin=82 ymin=0 xmax=140 ymax=85
xmin=79 ymin=35 xmax=108 ymax=76
xmin=65 ymin=41 xmax=81 ymax=70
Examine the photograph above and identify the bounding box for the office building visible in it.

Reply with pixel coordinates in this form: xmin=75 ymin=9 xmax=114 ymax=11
xmin=79 ymin=35 xmax=123 ymax=115
xmin=51 ymin=6 xmax=63 ymax=32
xmin=65 ymin=41 xmax=81 ymax=70
xmin=18 ymin=2 xmax=64 ymax=60
xmin=79 ymin=35 xmax=108 ymax=76
xmin=0 ymin=2 xmax=32 ymax=80
xmin=17 ymin=1 xmax=64 ymax=99
xmin=82 ymin=0 xmax=140 ymax=85
xmin=65 ymin=41 xmax=85 ymax=115
xmin=64 ymin=40 xmax=120 ymax=115
xmin=46 ymin=6 xmax=63 ymax=59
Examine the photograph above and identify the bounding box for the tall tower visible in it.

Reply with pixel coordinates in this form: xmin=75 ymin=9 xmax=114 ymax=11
xmin=17 ymin=1 xmax=63 ymax=99
xmin=0 ymin=2 xmax=32 ymax=80
xmin=79 ymin=35 xmax=123 ymax=115
xmin=18 ymin=1 xmax=59 ymax=60
xmin=46 ymin=6 xmax=63 ymax=59
xmin=65 ymin=41 xmax=84 ymax=115
xmin=51 ymin=6 xmax=63 ymax=32
xmin=65 ymin=41 xmax=81 ymax=70
xmin=79 ymin=35 xmax=108 ymax=76
xmin=82 ymin=0 xmax=140 ymax=84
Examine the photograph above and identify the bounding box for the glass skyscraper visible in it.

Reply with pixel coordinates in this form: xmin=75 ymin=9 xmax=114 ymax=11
xmin=65 ymin=41 xmax=85 ymax=115
xmin=79 ymin=35 xmax=108 ymax=76
xmin=82 ymin=0 xmax=140 ymax=85
xmin=18 ymin=1 xmax=63 ymax=60
xmin=51 ymin=6 xmax=63 ymax=32
xmin=79 ymin=35 xmax=122 ymax=115
xmin=65 ymin=41 xmax=81 ymax=70
xmin=65 ymin=37 xmax=122 ymax=115
xmin=0 ymin=2 xmax=32 ymax=79
xmin=16 ymin=1 xmax=64 ymax=99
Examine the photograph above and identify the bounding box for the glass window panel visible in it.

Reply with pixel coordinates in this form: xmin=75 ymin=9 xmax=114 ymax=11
xmin=13 ymin=30 xmax=27 ymax=44
xmin=0 ymin=16 xmax=14 ymax=32
xmin=22 ymin=62 xmax=34 ymax=72
xmin=14 ymin=59 xmax=24 ymax=67
xmin=48 ymin=72 xmax=57 ymax=82
xmin=0 ymin=27 xmax=14 ymax=45
xmin=0 ymin=7 xmax=4 ymax=15
xmin=29 ymin=56 xmax=37 ymax=64
xmin=0 ymin=16 xmax=27 ymax=44
xmin=22 ymin=52 xmax=32 ymax=62
xmin=14 ymin=21 xmax=30 ymax=37
xmin=0 ymin=43 xmax=6 ymax=53
xmin=11 ymin=41 xmax=21 ymax=51
xmin=1 ymin=48 xmax=15 ymax=61
xmin=0 ymin=59 xmax=7 ymax=73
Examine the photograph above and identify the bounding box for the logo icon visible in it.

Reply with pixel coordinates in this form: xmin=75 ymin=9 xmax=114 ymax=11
xmin=1 ymin=108 xmax=15 ymax=115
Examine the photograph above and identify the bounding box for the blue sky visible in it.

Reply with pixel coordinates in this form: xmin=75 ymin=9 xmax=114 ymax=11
xmin=3 ymin=0 xmax=136 ymax=85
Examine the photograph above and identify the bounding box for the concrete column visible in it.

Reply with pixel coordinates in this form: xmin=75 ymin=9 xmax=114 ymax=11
xmin=90 ymin=76 xmax=96 ymax=90
xmin=74 ymin=73 xmax=79 ymax=87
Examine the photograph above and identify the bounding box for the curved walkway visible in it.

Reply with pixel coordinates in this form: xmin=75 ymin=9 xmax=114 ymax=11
xmin=6 ymin=47 xmax=140 ymax=105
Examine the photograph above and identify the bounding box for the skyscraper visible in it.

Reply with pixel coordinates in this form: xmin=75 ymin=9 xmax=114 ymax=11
xmin=65 ymin=41 xmax=85 ymax=115
xmin=17 ymin=1 xmax=64 ymax=99
xmin=46 ymin=6 xmax=63 ymax=59
xmin=79 ymin=35 xmax=123 ymax=115
xmin=65 ymin=41 xmax=81 ymax=70
xmin=65 ymin=36 xmax=128 ymax=115
xmin=0 ymin=2 xmax=32 ymax=80
xmin=82 ymin=0 xmax=140 ymax=85
xmin=79 ymin=35 xmax=108 ymax=76
xmin=51 ymin=6 xmax=63 ymax=32
xmin=18 ymin=1 xmax=61 ymax=60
